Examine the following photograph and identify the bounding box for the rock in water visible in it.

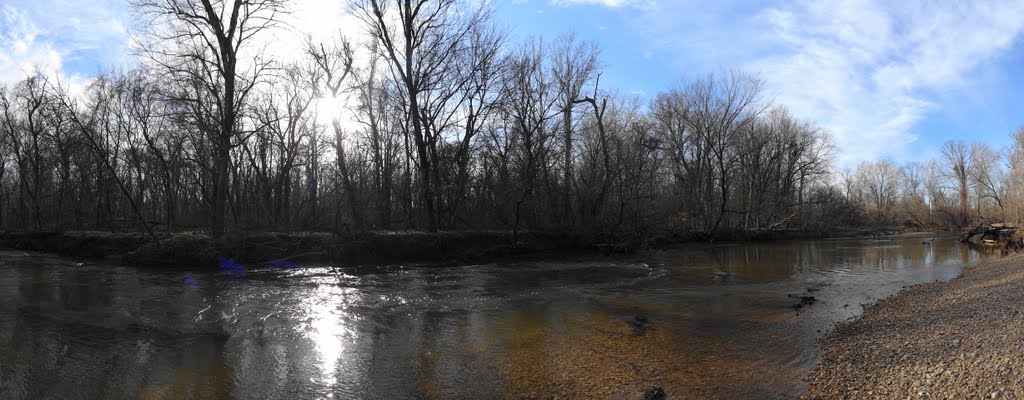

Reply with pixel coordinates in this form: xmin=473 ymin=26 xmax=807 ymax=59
xmin=789 ymin=294 xmax=817 ymax=310
xmin=629 ymin=315 xmax=651 ymax=336
xmin=643 ymin=386 xmax=666 ymax=400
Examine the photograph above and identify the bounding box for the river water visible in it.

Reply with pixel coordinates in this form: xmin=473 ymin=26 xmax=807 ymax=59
xmin=0 ymin=233 xmax=995 ymax=399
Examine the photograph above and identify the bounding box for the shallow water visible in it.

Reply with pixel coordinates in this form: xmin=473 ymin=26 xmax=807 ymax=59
xmin=0 ymin=234 xmax=995 ymax=399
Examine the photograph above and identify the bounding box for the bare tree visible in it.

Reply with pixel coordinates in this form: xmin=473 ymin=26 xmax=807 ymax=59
xmin=970 ymin=142 xmax=1005 ymax=219
xmin=940 ymin=140 xmax=972 ymax=227
xmin=306 ymin=34 xmax=358 ymax=230
xmin=502 ymin=38 xmax=556 ymax=241
xmin=55 ymin=75 xmax=160 ymax=241
xmin=0 ymin=7 xmax=906 ymax=244
xmin=133 ymin=0 xmax=287 ymax=237
xmin=447 ymin=21 xmax=506 ymax=227
xmin=0 ymin=74 xmax=51 ymax=229
xmin=1006 ymin=127 xmax=1024 ymax=222
xmin=900 ymin=161 xmax=929 ymax=228
xmin=249 ymin=63 xmax=318 ymax=230
xmin=551 ymin=33 xmax=599 ymax=224
xmin=656 ymin=71 xmax=766 ymax=235
xmin=353 ymin=0 xmax=489 ymax=231
xmin=856 ymin=160 xmax=901 ymax=225
xmin=351 ymin=47 xmax=404 ymax=229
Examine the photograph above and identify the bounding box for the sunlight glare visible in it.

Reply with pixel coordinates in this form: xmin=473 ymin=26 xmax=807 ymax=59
xmin=315 ymin=96 xmax=346 ymax=128
xmin=301 ymin=279 xmax=357 ymax=386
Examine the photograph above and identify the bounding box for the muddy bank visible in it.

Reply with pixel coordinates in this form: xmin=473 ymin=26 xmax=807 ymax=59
xmin=0 ymin=230 xmax=605 ymax=267
xmin=803 ymin=253 xmax=1024 ymax=399
xmin=0 ymin=227 xmax=891 ymax=268
xmin=0 ymin=231 xmax=150 ymax=259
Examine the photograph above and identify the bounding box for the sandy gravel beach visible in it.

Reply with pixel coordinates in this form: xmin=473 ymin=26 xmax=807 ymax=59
xmin=804 ymin=252 xmax=1024 ymax=399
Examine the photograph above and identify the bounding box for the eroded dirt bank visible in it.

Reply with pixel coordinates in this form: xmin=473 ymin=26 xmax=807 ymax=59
xmin=0 ymin=229 xmax=876 ymax=268
xmin=0 ymin=230 xmax=599 ymax=267
xmin=804 ymin=253 xmax=1024 ymax=399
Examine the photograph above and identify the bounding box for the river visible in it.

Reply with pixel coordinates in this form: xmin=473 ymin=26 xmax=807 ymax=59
xmin=0 ymin=233 xmax=995 ymax=399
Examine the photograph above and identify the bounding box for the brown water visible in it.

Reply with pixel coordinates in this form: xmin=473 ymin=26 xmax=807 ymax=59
xmin=0 ymin=233 xmax=995 ymax=399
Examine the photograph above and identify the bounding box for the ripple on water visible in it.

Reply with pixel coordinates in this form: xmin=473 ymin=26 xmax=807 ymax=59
xmin=0 ymin=235 xmax=997 ymax=399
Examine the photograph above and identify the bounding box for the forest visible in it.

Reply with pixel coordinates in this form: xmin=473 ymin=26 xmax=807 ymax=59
xmin=0 ymin=0 xmax=1017 ymax=245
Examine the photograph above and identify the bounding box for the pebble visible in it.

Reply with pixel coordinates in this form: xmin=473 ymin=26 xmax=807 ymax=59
xmin=803 ymin=254 xmax=1024 ymax=399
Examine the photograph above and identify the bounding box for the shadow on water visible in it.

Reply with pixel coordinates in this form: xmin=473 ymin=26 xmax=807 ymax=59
xmin=0 ymin=234 xmax=996 ymax=399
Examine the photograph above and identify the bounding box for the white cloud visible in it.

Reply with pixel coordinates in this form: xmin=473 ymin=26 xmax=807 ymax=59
xmin=0 ymin=0 xmax=360 ymax=87
xmin=0 ymin=0 xmax=134 ymax=90
xmin=748 ymin=0 xmax=1024 ymax=167
xmin=611 ymin=0 xmax=1024 ymax=168
xmin=0 ymin=5 xmax=63 ymax=84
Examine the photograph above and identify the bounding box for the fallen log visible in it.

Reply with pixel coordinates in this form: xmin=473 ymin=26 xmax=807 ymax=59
xmin=960 ymin=222 xmax=1018 ymax=244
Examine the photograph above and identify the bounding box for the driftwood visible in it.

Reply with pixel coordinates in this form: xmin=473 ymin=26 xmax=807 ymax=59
xmin=960 ymin=222 xmax=1018 ymax=245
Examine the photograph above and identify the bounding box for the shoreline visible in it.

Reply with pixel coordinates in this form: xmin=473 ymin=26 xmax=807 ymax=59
xmin=0 ymin=228 xmax=886 ymax=268
xmin=803 ymin=252 xmax=1024 ymax=399
xmin=0 ymin=230 xmax=606 ymax=268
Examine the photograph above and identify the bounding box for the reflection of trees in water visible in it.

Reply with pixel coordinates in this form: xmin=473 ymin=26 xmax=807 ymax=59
xmin=686 ymin=237 xmax=990 ymax=281
xmin=859 ymin=238 xmax=985 ymax=272
xmin=703 ymin=244 xmax=818 ymax=281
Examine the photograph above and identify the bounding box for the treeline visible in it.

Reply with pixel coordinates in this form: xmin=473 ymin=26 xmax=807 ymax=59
xmin=844 ymin=135 xmax=1024 ymax=231
xmin=0 ymin=0 xmax=862 ymax=242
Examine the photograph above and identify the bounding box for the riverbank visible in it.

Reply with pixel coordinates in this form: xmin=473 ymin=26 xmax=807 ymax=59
xmin=0 ymin=228 xmax=884 ymax=268
xmin=803 ymin=252 xmax=1024 ymax=399
xmin=0 ymin=230 xmax=609 ymax=267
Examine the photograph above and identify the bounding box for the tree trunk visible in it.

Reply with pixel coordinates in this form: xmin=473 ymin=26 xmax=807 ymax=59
xmin=333 ymin=121 xmax=362 ymax=231
xmin=563 ymin=107 xmax=573 ymax=225
xmin=212 ymin=137 xmax=230 ymax=237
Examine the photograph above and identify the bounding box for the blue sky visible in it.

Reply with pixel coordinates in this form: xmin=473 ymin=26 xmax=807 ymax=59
xmin=3 ymin=0 xmax=1024 ymax=169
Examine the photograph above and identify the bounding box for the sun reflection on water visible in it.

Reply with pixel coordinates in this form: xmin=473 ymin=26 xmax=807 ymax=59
xmin=298 ymin=269 xmax=360 ymax=388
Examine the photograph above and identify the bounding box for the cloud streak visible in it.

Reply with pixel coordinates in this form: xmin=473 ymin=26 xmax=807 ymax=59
xmin=0 ymin=6 xmax=62 ymax=84
xmin=573 ymin=0 xmax=1024 ymax=168
xmin=0 ymin=0 xmax=133 ymax=91
xmin=750 ymin=0 xmax=1024 ymax=167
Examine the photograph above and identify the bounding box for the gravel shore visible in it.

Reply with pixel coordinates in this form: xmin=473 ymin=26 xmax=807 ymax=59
xmin=804 ymin=253 xmax=1024 ymax=399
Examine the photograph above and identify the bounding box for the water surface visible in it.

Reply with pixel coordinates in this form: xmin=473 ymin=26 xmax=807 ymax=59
xmin=0 ymin=233 xmax=994 ymax=399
